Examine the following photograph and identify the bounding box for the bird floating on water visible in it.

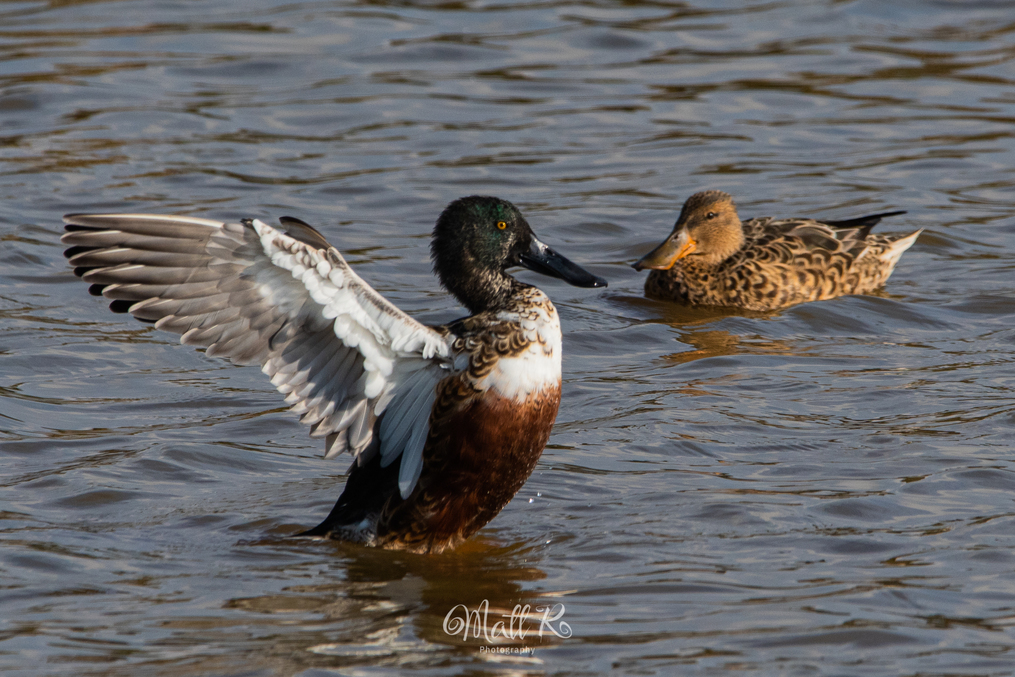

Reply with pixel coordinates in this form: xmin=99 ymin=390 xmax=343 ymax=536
xmin=633 ymin=190 xmax=921 ymax=311
xmin=62 ymin=196 xmax=606 ymax=554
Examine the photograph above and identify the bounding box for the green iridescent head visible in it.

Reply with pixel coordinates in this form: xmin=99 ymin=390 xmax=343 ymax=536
xmin=431 ymin=196 xmax=606 ymax=312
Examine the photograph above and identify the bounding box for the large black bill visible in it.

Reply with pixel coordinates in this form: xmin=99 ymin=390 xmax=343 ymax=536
xmin=519 ymin=237 xmax=607 ymax=288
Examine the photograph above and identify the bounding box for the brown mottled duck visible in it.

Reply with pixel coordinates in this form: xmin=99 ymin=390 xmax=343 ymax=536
xmin=633 ymin=190 xmax=921 ymax=311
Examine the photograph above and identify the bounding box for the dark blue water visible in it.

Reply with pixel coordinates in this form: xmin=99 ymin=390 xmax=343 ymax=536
xmin=2 ymin=0 xmax=1015 ymax=674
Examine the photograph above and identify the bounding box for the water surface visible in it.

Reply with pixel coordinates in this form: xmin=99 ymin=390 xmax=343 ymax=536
xmin=2 ymin=0 xmax=1015 ymax=674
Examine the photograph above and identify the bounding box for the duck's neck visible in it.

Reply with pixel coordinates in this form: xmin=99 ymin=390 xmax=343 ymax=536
xmin=717 ymin=222 xmax=747 ymax=262
xmin=443 ymin=267 xmax=527 ymax=315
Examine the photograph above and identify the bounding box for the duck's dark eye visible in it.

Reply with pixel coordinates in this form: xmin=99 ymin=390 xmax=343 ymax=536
xmin=706 ymin=211 xmax=717 ymax=219
xmin=496 ymin=221 xmax=508 ymax=230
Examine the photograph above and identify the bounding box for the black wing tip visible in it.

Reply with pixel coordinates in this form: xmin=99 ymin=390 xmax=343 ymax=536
xmin=62 ymin=223 xmax=100 ymax=234
xmin=64 ymin=245 xmax=90 ymax=260
xmin=279 ymin=215 xmax=312 ymax=227
xmin=108 ymin=299 xmax=134 ymax=314
xmin=62 ymin=213 xmax=105 ymax=230
xmin=278 ymin=215 xmax=332 ymax=250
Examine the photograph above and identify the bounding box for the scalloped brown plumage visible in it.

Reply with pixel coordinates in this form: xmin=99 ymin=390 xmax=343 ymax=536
xmin=633 ymin=190 xmax=922 ymax=311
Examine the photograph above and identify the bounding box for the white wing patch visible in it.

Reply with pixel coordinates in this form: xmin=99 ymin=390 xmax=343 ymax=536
xmin=251 ymin=219 xmax=452 ymax=496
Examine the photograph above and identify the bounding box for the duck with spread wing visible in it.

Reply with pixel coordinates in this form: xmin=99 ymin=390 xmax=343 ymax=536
xmin=62 ymin=196 xmax=606 ymax=554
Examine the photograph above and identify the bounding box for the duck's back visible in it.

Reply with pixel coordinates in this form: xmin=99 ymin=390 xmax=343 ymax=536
xmin=646 ymin=216 xmax=920 ymax=311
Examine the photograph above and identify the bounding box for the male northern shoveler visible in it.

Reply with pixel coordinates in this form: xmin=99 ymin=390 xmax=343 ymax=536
xmin=632 ymin=190 xmax=922 ymax=311
xmin=62 ymin=196 xmax=606 ymax=554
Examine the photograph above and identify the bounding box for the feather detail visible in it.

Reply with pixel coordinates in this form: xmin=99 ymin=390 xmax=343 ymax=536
xmin=62 ymin=213 xmax=453 ymax=495
xmin=640 ymin=193 xmax=919 ymax=311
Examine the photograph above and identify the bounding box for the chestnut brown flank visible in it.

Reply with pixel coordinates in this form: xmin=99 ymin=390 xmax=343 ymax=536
xmin=376 ymin=382 xmax=562 ymax=554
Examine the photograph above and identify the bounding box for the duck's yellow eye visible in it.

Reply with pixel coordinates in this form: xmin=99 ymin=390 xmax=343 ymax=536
xmin=497 ymin=221 xmax=507 ymax=230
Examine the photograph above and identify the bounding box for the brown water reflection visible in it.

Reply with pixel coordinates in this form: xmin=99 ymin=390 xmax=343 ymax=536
xmin=133 ymin=540 xmax=561 ymax=674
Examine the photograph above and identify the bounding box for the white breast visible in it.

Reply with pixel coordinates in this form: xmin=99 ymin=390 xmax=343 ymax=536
xmin=474 ymin=294 xmax=562 ymax=402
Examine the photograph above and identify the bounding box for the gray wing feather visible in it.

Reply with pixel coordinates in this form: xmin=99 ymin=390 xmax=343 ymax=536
xmin=62 ymin=213 xmax=453 ymax=494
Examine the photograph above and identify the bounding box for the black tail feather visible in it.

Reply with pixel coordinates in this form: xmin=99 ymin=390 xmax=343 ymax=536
xmin=824 ymin=210 xmax=907 ymax=234
xmin=296 ymin=452 xmax=400 ymax=538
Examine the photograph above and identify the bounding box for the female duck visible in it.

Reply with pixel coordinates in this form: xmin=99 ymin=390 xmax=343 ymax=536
xmin=62 ymin=196 xmax=606 ymax=554
xmin=633 ymin=190 xmax=921 ymax=311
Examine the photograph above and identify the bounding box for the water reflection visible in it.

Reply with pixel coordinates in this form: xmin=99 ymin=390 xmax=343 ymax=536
xmin=218 ymin=539 xmax=557 ymax=671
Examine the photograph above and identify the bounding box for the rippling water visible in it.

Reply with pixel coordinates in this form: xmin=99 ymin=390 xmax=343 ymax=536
xmin=3 ymin=0 xmax=1015 ymax=674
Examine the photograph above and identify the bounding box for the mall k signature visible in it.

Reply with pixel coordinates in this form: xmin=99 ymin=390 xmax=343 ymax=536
xmin=443 ymin=599 xmax=572 ymax=644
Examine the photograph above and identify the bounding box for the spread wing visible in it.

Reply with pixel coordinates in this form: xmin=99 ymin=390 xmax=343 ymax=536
xmin=62 ymin=213 xmax=454 ymax=497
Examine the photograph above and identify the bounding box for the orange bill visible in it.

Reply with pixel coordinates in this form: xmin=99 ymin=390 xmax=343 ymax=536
xmin=632 ymin=230 xmax=696 ymax=271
